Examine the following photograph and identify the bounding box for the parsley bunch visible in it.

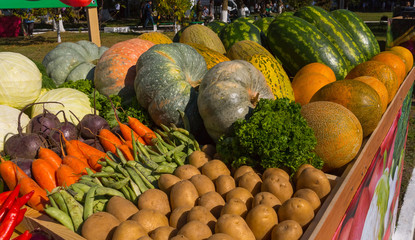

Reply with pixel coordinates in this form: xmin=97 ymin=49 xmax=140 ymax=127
xmin=217 ymin=98 xmax=323 ymax=174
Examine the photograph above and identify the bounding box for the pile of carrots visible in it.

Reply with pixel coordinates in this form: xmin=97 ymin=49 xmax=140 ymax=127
xmin=0 ymin=116 xmax=156 ymax=212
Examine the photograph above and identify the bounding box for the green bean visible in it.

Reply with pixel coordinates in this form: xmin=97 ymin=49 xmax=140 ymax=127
xmin=86 ymin=168 xmax=95 ymax=176
xmin=175 ymin=127 xmax=191 ymax=137
xmin=178 ymin=110 xmax=191 ymax=131
xmin=102 ymin=165 xmax=115 ymax=173
xmin=171 ymin=131 xmax=194 ymax=144
xmin=160 ymin=123 xmax=171 ymax=132
xmin=154 ymin=163 xmax=177 ymax=174
xmin=115 ymin=164 xmax=130 ymax=177
xmin=120 ymin=186 xmax=132 ymax=201
xmin=105 ymin=157 xmax=118 ymax=169
xmin=107 ymin=152 xmax=121 ymax=163
xmin=78 ymin=179 xmax=99 ymax=187
xmin=125 ymin=185 xmax=138 ymax=204
xmin=125 ymin=166 xmax=148 ymax=193
xmin=83 ymin=185 xmax=98 ymax=220
xmin=46 ymin=190 xmax=59 ymax=209
xmin=165 ymin=144 xmax=186 ymax=157
xmin=60 ymin=190 xmax=84 ymax=233
xmin=93 ymin=199 xmax=109 ymax=213
xmin=144 ymin=145 xmax=162 ymax=156
xmin=149 ymin=154 xmax=167 ymax=163
xmin=70 ymin=185 xmax=85 ymax=203
xmin=172 ymin=152 xmax=184 ymax=166
xmin=129 ymin=180 xmax=141 ymax=197
xmin=44 ymin=207 xmax=74 ymax=232
xmin=91 ymin=172 xmax=125 ymax=178
xmin=50 ymin=191 xmax=69 ymax=215
xmin=80 ymin=175 xmax=95 ymax=182
xmin=98 ymin=160 xmax=108 ymax=167
xmin=102 ymin=177 xmax=130 ymax=189
xmin=95 ymin=186 xmax=125 ymax=198
xmin=116 ymin=147 xmax=128 ymax=164
xmin=137 ymin=153 xmax=158 ymax=170
xmin=70 ymin=183 xmax=91 ymax=193
xmin=128 ymin=164 xmax=155 ymax=189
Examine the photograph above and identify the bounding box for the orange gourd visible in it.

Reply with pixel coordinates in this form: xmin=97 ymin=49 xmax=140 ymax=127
xmin=291 ymin=73 xmax=334 ymax=106
xmin=293 ymin=62 xmax=337 ymax=82
xmin=371 ymin=51 xmax=406 ymax=84
xmin=390 ymin=46 xmax=413 ymax=74
xmin=354 ymin=76 xmax=389 ymax=113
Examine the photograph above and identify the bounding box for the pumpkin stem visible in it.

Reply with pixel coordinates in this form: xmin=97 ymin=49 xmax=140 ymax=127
xmin=251 ymin=92 xmax=260 ymax=107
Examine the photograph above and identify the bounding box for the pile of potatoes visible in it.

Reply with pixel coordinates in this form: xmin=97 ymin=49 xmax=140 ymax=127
xmin=81 ymin=145 xmax=332 ymax=240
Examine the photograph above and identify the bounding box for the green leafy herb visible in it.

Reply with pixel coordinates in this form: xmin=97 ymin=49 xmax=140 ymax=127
xmin=217 ymin=98 xmax=323 ymax=174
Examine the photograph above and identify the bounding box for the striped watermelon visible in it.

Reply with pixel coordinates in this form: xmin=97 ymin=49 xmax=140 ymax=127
xmin=185 ymin=43 xmax=230 ymax=69
xmin=179 ymin=24 xmax=226 ymax=54
xmin=253 ymin=17 xmax=274 ymax=35
xmin=267 ymin=15 xmax=348 ymax=79
xmin=219 ymin=21 xmax=262 ymax=51
xmin=294 ymin=6 xmax=366 ymax=70
xmin=207 ymin=20 xmax=227 ymax=35
xmin=331 ymin=9 xmax=380 ymax=59
xmin=233 ymin=17 xmax=255 ymax=24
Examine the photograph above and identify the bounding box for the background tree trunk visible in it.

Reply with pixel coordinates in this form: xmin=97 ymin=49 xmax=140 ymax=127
xmin=221 ymin=0 xmax=228 ymax=22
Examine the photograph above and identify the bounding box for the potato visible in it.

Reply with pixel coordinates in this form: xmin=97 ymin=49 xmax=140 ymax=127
xmin=262 ymin=168 xmax=290 ymax=181
xmin=252 ymin=192 xmax=282 ymax=212
xmin=137 ymin=236 xmax=153 ymax=240
xmin=81 ymin=212 xmax=121 ymax=240
xmin=220 ymin=198 xmax=248 ymax=218
xmin=187 ymin=206 xmax=217 ymax=231
xmin=169 ymin=206 xmax=192 ymax=229
xmin=130 ymin=209 xmax=169 ymax=233
xmin=277 ymin=198 xmax=314 ymax=227
xmin=189 ymin=150 xmax=212 ymax=169
xmin=296 ymin=167 xmax=331 ymax=199
xmin=207 ymin=233 xmax=235 ymax=240
xmin=201 ymin=160 xmax=231 ymax=182
xmin=293 ymin=164 xmax=314 ymax=183
xmin=245 ymin=204 xmax=278 ymax=240
xmin=202 ymin=144 xmax=216 ymax=158
xmin=178 ymin=220 xmax=212 ymax=240
xmin=112 ymin=220 xmax=148 ymax=240
xmin=198 ymin=191 xmax=226 ymax=218
xmin=293 ymin=188 xmax=321 ymax=212
xmin=261 ymin=174 xmax=293 ymax=203
xmin=150 ymin=226 xmax=178 ymax=240
xmin=106 ymin=196 xmax=139 ymax=221
xmin=215 ymin=175 xmax=236 ymax=198
xmin=233 ymin=165 xmax=255 ymax=182
xmin=174 ymin=164 xmax=202 ymax=180
xmin=225 ymin=187 xmax=254 ymax=210
xmin=170 ymin=180 xmax=199 ymax=209
xmin=158 ymin=174 xmax=181 ymax=195
xmin=171 ymin=235 xmax=190 ymax=240
xmin=271 ymin=220 xmax=303 ymax=240
xmin=215 ymin=214 xmax=255 ymax=240
xmin=138 ymin=189 xmax=171 ymax=216
xmin=190 ymin=174 xmax=216 ymax=196
xmin=238 ymin=171 xmax=262 ymax=196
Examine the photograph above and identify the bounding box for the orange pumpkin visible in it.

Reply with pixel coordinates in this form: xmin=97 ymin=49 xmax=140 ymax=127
xmin=371 ymin=51 xmax=406 ymax=84
xmin=390 ymin=46 xmax=413 ymax=74
xmin=291 ymin=73 xmax=334 ymax=106
xmin=345 ymin=60 xmax=399 ymax=104
xmin=94 ymin=38 xmax=155 ymax=98
xmin=353 ymin=76 xmax=389 ymax=113
xmin=294 ymin=62 xmax=337 ymax=82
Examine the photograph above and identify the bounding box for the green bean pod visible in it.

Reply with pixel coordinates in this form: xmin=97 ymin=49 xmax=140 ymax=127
xmin=95 ymin=186 xmax=125 ymax=198
xmin=125 ymin=166 xmax=149 ymax=193
xmin=60 ymin=190 xmax=84 ymax=233
xmin=50 ymin=191 xmax=69 ymax=216
xmin=44 ymin=207 xmax=75 ymax=232
xmin=83 ymin=185 xmax=98 ymax=220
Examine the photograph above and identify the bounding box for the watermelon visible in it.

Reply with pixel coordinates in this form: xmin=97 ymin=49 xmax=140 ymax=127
xmin=233 ymin=17 xmax=255 ymax=24
xmin=294 ymin=6 xmax=366 ymax=70
xmin=253 ymin=17 xmax=274 ymax=35
xmin=207 ymin=20 xmax=227 ymax=35
xmin=219 ymin=21 xmax=262 ymax=51
xmin=331 ymin=9 xmax=380 ymax=59
xmin=173 ymin=25 xmax=189 ymax=42
xmin=267 ymin=15 xmax=348 ymax=79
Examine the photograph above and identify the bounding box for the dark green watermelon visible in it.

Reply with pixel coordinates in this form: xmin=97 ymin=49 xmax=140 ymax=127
xmin=173 ymin=25 xmax=189 ymax=42
xmin=206 ymin=20 xmax=227 ymax=35
xmin=233 ymin=17 xmax=255 ymax=24
xmin=219 ymin=21 xmax=262 ymax=51
xmin=253 ymin=17 xmax=274 ymax=35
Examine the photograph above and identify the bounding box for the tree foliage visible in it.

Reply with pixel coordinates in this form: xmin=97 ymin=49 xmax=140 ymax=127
xmin=314 ymin=0 xmax=333 ymax=10
xmin=157 ymin=0 xmax=193 ymax=23
xmin=284 ymin=0 xmax=313 ymax=11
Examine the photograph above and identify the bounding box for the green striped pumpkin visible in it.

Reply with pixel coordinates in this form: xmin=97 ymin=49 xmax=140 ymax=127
xmin=248 ymin=54 xmax=294 ymax=100
xmin=253 ymin=17 xmax=274 ymax=35
xmin=219 ymin=21 xmax=262 ymax=51
xmin=294 ymin=6 xmax=366 ymax=70
xmin=180 ymin=24 xmax=226 ymax=54
xmin=207 ymin=21 xmax=227 ymax=35
xmin=185 ymin=43 xmax=230 ymax=69
xmin=267 ymin=15 xmax=348 ymax=79
xmin=331 ymin=9 xmax=380 ymax=59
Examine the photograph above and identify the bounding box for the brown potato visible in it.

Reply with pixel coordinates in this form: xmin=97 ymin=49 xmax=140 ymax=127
xmin=225 ymin=187 xmax=254 ymax=210
xmin=246 ymin=204 xmax=278 ymax=240
xmin=112 ymin=220 xmax=148 ymax=240
xmin=271 ymin=220 xmax=303 ymax=240
xmin=220 ymin=198 xmax=248 ymax=218
xmin=296 ymin=168 xmax=331 ymax=199
xmin=137 ymin=236 xmax=153 ymax=240
xmin=207 ymin=233 xmax=235 ymax=240
xmin=138 ymin=189 xmax=171 ymax=216
xmin=293 ymin=188 xmax=321 ymax=212
xmin=170 ymin=180 xmax=199 ymax=209
xmin=178 ymin=220 xmax=213 ymax=240
xmin=174 ymin=164 xmax=202 ymax=180
xmin=215 ymin=214 xmax=256 ymax=240
xmin=252 ymin=192 xmax=282 ymax=212
xmin=277 ymin=198 xmax=314 ymax=227
xmin=202 ymin=144 xmax=216 ymax=158
xmin=189 ymin=150 xmax=212 ymax=169
xmin=187 ymin=206 xmax=217 ymax=231
xmin=198 ymin=191 xmax=226 ymax=219
xmin=201 ymin=160 xmax=231 ymax=182
xmin=238 ymin=171 xmax=262 ymax=196
xmin=106 ymin=196 xmax=139 ymax=221
xmin=215 ymin=175 xmax=236 ymax=198
xmin=169 ymin=206 xmax=192 ymax=229
xmin=130 ymin=209 xmax=169 ymax=233
xmin=190 ymin=174 xmax=216 ymax=196
xmin=261 ymin=175 xmax=293 ymax=203
xmin=262 ymin=168 xmax=290 ymax=181
xmin=170 ymin=235 xmax=190 ymax=240
xmin=158 ymin=174 xmax=181 ymax=195
xmin=233 ymin=165 xmax=255 ymax=182
xmin=81 ymin=212 xmax=121 ymax=240
xmin=150 ymin=226 xmax=178 ymax=240
xmin=293 ymin=164 xmax=314 ymax=183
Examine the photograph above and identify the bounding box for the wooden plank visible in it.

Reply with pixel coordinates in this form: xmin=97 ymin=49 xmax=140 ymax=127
xmin=86 ymin=7 xmax=101 ymax=47
xmin=302 ymin=67 xmax=415 ymax=240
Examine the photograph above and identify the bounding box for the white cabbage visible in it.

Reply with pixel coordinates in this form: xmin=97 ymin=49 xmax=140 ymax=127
xmin=32 ymin=88 xmax=94 ymax=124
xmin=0 ymin=52 xmax=42 ymax=109
xmin=0 ymin=105 xmax=30 ymax=152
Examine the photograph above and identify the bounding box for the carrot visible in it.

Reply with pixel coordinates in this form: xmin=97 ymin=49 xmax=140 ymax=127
xmin=87 ymin=155 xmax=105 ymax=172
xmin=128 ymin=116 xmax=157 ymax=145
xmin=18 ymin=175 xmax=49 ymax=212
xmin=69 ymin=140 xmax=108 ymax=172
xmin=118 ymin=144 xmax=134 ymax=161
xmin=56 ymin=164 xmax=80 ymax=187
xmin=31 ymin=158 xmax=57 ymax=192
xmin=0 ymin=157 xmax=28 ymax=190
xmin=62 ymin=155 xmax=91 ymax=175
xmin=118 ymin=121 xmax=146 ymax=145
xmin=37 ymin=147 xmax=62 ymax=171
xmin=98 ymin=129 xmax=123 ymax=154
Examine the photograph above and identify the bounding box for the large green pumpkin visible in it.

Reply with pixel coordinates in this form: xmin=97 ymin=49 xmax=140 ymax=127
xmin=179 ymin=24 xmax=226 ymax=54
xmin=42 ymin=40 xmax=108 ymax=86
xmin=135 ymin=43 xmax=208 ymax=136
xmin=198 ymin=60 xmax=274 ymax=141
